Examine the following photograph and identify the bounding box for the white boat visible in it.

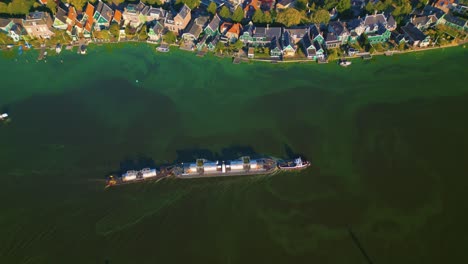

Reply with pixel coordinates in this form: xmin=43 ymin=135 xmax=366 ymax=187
xmin=339 ymin=60 xmax=352 ymax=67
xmin=156 ymin=44 xmax=170 ymax=53
xmin=0 ymin=113 xmax=9 ymax=120
xmin=278 ymin=157 xmax=311 ymax=170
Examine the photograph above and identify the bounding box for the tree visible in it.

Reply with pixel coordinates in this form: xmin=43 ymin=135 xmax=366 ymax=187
xmin=6 ymin=0 xmax=35 ymax=15
xmin=252 ymin=9 xmax=264 ymax=23
xmin=336 ymin=0 xmax=351 ymax=13
xmin=230 ymin=39 xmax=244 ymax=51
xmin=232 ymin=6 xmax=244 ymax=22
xmin=219 ymin=6 xmax=231 ymax=20
xmin=263 ymin=11 xmax=273 ymax=23
xmin=323 ymin=0 xmax=339 ymax=10
xmin=47 ymin=0 xmax=57 ymax=14
xmin=276 ymin=8 xmax=302 ymax=27
xmin=215 ymin=41 xmax=225 ymax=52
xmin=296 ymin=0 xmax=308 ymax=11
xmin=0 ymin=31 xmax=14 ymax=44
xmin=109 ymin=23 xmax=120 ymax=39
xmin=176 ymin=0 xmax=200 ymax=10
xmin=310 ymin=9 xmax=330 ymax=24
xmin=163 ymin=31 xmax=176 ymax=44
xmin=207 ymin=2 xmax=217 ymax=16
xmin=138 ymin=25 xmax=148 ymax=41
xmin=365 ymin=2 xmax=375 ymax=14
xmin=68 ymin=0 xmax=89 ymax=11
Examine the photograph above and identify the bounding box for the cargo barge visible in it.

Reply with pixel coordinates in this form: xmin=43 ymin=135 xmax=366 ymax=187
xmin=106 ymin=156 xmax=309 ymax=187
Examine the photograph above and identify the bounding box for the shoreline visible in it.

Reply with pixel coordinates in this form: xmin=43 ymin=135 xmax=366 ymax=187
xmin=1 ymin=39 xmax=467 ymax=65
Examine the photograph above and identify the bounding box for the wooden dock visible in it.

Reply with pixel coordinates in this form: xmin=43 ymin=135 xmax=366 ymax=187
xmin=233 ymin=57 xmax=241 ymax=64
xmin=37 ymin=46 xmax=46 ymax=60
xmin=361 ymin=54 xmax=373 ymax=60
xmin=196 ymin=50 xmax=206 ymax=57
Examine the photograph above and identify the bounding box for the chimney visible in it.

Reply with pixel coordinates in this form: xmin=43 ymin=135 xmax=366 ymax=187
xmin=267 ymin=24 xmax=269 ymax=30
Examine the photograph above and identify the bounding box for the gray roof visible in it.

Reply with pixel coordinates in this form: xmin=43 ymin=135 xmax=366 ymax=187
xmin=422 ymin=5 xmax=444 ymax=19
xmin=207 ymin=14 xmax=221 ymax=32
xmin=278 ymin=0 xmax=295 ymax=6
xmin=0 ymin=18 xmax=12 ymax=28
xmin=444 ymin=14 xmax=467 ymax=27
xmin=285 ymin=27 xmax=308 ymax=39
xmin=195 ymin=16 xmax=209 ymax=27
xmin=282 ymin=30 xmax=292 ymax=47
xmin=185 ymin=20 xmax=203 ymax=38
xmin=411 ymin=16 xmax=434 ymax=26
xmin=152 ymin=21 xmax=164 ymax=34
xmin=23 ymin=12 xmax=50 ymax=26
xmin=309 ymin=24 xmax=322 ymax=38
xmin=96 ymin=1 xmax=113 ymax=21
xmin=387 ymin=15 xmax=396 ymax=28
xmin=147 ymin=7 xmax=167 ymax=18
xmin=176 ymin=4 xmax=191 ymax=20
xmin=329 ymin=21 xmax=348 ymax=36
xmin=363 ymin=13 xmax=387 ymax=27
xmin=254 ymin=27 xmax=282 ymax=39
xmin=346 ymin=18 xmax=363 ymax=31
xmin=325 ymin=32 xmax=338 ymax=42
xmin=401 ymin=23 xmax=428 ymax=41
xmin=56 ymin=7 xmax=68 ymax=23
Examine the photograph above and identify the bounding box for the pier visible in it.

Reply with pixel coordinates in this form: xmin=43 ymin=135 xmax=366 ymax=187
xmin=37 ymin=45 xmax=47 ymax=60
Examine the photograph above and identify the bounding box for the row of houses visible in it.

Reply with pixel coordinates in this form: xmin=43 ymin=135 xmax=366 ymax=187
xmin=1 ymin=0 xmax=467 ymax=59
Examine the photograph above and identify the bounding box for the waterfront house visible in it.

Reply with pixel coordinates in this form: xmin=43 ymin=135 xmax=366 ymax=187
xmin=148 ymin=20 xmax=165 ymax=42
xmin=182 ymin=16 xmax=208 ymax=42
xmin=401 ymin=23 xmax=431 ymax=47
xmin=302 ymin=33 xmax=325 ymax=60
xmin=83 ymin=3 xmax=95 ymax=38
xmin=0 ymin=19 xmax=23 ymax=42
xmin=421 ymin=5 xmax=445 ymax=22
xmin=281 ymin=30 xmax=296 ymax=57
xmin=53 ymin=6 xmax=68 ymax=30
xmin=23 ymin=11 xmax=54 ymax=39
xmin=325 ymin=32 xmax=341 ymax=49
xmin=276 ymin=0 xmax=296 ymax=9
xmin=220 ymin=22 xmax=242 ymax=43
xmin=440 ymin=14 xmax=468 ymax=31
xmin=434 ymin=0 xmax=455 ymax=13
xmin=122 ymin=2 xmax=148 ymax=27
xmin=359 ymin=12 xmax=394 ymax=43
xmin=207 ymin=35 xmax=221 ymax=51
xmin=94 ymin=0 xmax=114 ymax=29
xmin=251 ymin=26 xmax=282 ymax=46
xmin=328 ymin=21 xmax=350 ymax=45
xmin=309 ymin=24 xmax=325 ymax=44
xmin=284 ymin=27 xmax=308 ymax=44
xmin=270 ymin=36 xmax=282 ymax=58
xmin=411 ymin=15 xmax=438 ymax=30
xmin=113 ymin=10 xmax=123 ymax=25
xmin=65 ymin=6 xmax=77 ymax=36
xmin=239 ymin=22 xmax=254 ymax=43
xmin=165 ymin=4 xmax=191 ymax=35
xmin=204 ymin=14 xmax=222 ymax=37
xmin=146 ymin=7 xmax=167 ymax=22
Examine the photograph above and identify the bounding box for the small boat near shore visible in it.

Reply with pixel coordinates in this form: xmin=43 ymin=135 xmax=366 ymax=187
xmin=156 ymin=44 xmax=169 ymax=52
xmin=339 ymin=59 xmax=352 ymax=67
xmin=278 ymin=157 xmax=311 ymax=170
xmin=0 ymin=113 xmax=9 ymax=121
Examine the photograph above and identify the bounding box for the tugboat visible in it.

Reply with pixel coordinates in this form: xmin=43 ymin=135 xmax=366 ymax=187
xmin=278 ymin=157 xmax=311 ymax=170
xmin=339 ymin=59 xmax=352 ymax=67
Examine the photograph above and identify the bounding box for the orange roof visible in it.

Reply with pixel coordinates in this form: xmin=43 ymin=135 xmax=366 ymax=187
xmin=113 ymin=10 xmax=122 ymax=23
xmin=68 ymin=7 xmax=77 ymax=22
xmin=244 ymin=0 xmax=260 ymax=12
xmin=85 ymin=19 xmax=93 ymax=32
xmin=67 ymin=24 xmax=73 ymax=32
xmin=85 ymin=3 xmax=94 ymax=19
xmin=220 ymin=22 xmax=233 ymax=32
xmin=228 ymin=23 xmax=242 ymax=36
xmin=75 ymin=21 xmax=83 ymax=28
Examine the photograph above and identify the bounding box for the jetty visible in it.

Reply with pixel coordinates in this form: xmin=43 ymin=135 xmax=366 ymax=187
xmin=38 ymin=45 xmax=46 ymax=60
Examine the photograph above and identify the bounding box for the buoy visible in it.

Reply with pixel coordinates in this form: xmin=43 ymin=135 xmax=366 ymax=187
xmin=136 ymin=80 xmax=139 ymax=83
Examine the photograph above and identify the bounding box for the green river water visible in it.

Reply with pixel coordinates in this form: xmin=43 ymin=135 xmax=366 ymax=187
xmin=0 ymin=44 xmax=467 ymax=263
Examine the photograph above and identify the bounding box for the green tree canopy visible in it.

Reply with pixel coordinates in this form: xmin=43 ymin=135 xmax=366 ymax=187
xmin=310 ymin=9 xmax=330 ymax=24
xmin=207 ymin=2 xmax=217 ymax=16
xmin=232 ymin=6 xmax=244 ymax=23
xmin=275 ymin=8 xmax=302 ymax=27
xmin=336 ymin=0 xmax=351 ymax=13
xmin=109 ymin=23 xmax=120 ymax=39
xmin=263 ymin=11 xmax=272 ymax=24
xmin=47 ymin=0 xmax=57 ymax=14
xmin=138 ymin=25 xmax=148 ymax=41
xmin=219 ymin=6 xmax=231 ymax=19
xmin=252 ymin=9 xmax=264 ymax=23
xmin=163 ymin=31 xmax=176 ymax=44
xmin=295 ymin=0 xmax=308 ymax=11
xmin=67 ymin=0 xmax=89 ymax=12
xmin=176 ymin=0 xmax=200 ymax=10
